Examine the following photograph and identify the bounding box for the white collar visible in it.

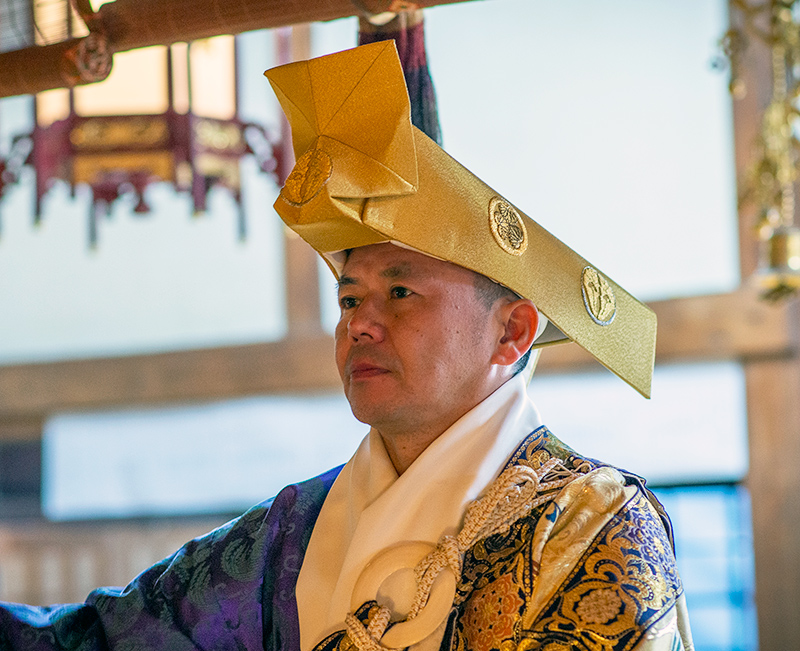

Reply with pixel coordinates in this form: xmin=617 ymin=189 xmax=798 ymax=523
xmin=296 ymin=374 xmax=542 ymax=651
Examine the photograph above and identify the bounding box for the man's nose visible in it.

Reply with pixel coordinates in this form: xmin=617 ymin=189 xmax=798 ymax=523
xmin=346 ymin=296 xmax=386 ymax=342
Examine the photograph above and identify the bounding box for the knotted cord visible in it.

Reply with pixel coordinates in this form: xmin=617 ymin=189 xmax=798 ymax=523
xmin=344 ymin=456 xmax=586 ymax=651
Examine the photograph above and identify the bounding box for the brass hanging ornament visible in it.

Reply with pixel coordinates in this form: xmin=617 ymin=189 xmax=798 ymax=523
xmin=724 ymin=0 xmax=800 ymax=300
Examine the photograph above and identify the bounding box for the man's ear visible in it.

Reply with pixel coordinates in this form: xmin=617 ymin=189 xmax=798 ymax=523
xmin=491 ymin=299 xmax=539 ymax=367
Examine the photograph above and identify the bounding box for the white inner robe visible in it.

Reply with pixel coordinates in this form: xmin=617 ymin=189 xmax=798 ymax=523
xmin=296 ymin=373 xmax=543 ymax=651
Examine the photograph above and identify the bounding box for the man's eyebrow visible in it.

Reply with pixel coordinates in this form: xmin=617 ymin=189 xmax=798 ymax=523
xmin=337 ymin=264 xmax=416 ymax=291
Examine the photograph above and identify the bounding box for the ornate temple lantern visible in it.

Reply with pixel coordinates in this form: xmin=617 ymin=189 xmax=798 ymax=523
xmin=28 ymin=0 xmax=274 ymax=245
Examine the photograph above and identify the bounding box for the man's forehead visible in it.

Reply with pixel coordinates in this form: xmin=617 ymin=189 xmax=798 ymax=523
xmin=339 ymin=243 xmax=474 ymax=281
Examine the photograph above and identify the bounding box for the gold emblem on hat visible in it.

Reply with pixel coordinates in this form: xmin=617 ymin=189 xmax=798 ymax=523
xmin=581 ymin=266 xmax=617 ymax=325
xmin=281 ymin=148 xmax=333 ymax=206
xmin=489 ymin=197 xmax=528 ymax=256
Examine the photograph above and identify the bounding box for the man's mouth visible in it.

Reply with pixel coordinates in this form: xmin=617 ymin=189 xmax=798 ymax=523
xmin=348 ymin=361 xmax=391 ymax=380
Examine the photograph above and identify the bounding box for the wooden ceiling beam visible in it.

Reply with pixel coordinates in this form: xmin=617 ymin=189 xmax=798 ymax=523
xmin=99 ymin=0 xmax=475 ymax=53
xmin=0 ymin=336 xmax=343 ymax=421
xmin=0 ymin=288 xmax=795 ymax=422
xmin=537 ymin=286 xmax=799 ymax=373
xmin=0 ymin=0 xmax=476 ymax=98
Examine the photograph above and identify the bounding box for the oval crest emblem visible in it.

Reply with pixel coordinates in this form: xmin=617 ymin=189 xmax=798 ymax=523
xmin=281 ymin=148 xmax=333 ymax=206
xmin=581 ymin=266 xmax=617 ymax=326
xmin=488 ymin=197 xmax=528 ymax=256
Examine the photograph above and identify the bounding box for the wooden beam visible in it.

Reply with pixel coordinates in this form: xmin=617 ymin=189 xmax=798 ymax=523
xmin=0 ymin=38 xmax=113 ymax=99
xmin=0 ymin=289 xmax=795 ymax=423
xmin=537 ymin=287 xmax=798 ymax=373
xmin=0 ymin=418 xmax=43 ymax=442
xmin=100 ymin=0 xmax=476 ymax=53
xmin=0 ymin=336 xmax=342 ymax=421
xmin=0 ymin=0 xmax=477 ymax=99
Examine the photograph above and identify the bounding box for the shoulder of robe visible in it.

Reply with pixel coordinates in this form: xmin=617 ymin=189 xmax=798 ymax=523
xmin=450 ymin=453 xmax=683 ymax=651
xmin=89 ymin=464 xmax=346 ymax=648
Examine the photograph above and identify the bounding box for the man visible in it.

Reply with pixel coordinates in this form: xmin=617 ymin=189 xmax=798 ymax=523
xmin=0 ymin=42 xmax=692 ymax=651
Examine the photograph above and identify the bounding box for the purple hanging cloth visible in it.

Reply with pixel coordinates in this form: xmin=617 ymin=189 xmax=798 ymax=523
xmin=358 ymin=7 xmax=443 ymax=145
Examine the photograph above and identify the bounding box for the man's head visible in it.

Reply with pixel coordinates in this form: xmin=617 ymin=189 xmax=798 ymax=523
xmin=266 ymin=42 xmax=657 ymax=399
xmin=335 ymin=243 xmax=538 ymax=450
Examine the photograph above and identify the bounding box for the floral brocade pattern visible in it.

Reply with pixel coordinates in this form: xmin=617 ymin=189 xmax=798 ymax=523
xmin=445 ymin=428 xmax=683 ymax=651
xmin=462 ymin=573 xmax=525 ymax=651
xmin=522 ymin=492 xmax=682 ymax=650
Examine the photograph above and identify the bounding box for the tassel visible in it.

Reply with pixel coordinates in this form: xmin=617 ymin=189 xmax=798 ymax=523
xmin=358 ymin=9 xmax=442 ymax=145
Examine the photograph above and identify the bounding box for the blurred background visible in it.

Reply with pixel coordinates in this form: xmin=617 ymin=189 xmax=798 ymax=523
xmin=0 ymin=1 xmax=798 ymax=650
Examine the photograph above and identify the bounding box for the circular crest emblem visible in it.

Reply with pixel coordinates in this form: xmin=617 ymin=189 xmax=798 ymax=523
xmin=581 ymin=267 xmax=617 ymax=326
xmin=489 ymin=197 xmax=527 ymax=256
xmin=281 ymin=148 xmax=333 ymax=206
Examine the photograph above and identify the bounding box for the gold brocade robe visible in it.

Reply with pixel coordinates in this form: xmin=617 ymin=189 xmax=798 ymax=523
xmin=315 ymin=428 xmax=689 ymax=651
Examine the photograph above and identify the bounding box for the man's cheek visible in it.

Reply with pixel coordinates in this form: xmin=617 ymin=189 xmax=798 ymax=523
xmin=334 ymin=341 xmax=349 ymax=380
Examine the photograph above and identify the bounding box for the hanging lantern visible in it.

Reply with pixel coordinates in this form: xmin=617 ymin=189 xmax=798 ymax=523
xmin=25 ymin=1 xmax=277 ymax=246
xmin=33 ymin=37 xmax=275 ymax=246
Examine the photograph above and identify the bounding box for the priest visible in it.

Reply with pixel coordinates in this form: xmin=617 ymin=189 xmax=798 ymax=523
xmin=0 ymin=42 xmax=693 ymax=651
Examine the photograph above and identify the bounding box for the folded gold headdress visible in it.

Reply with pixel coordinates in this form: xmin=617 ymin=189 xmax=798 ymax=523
xmin=265 ymin=41 xmax=657 ymax=398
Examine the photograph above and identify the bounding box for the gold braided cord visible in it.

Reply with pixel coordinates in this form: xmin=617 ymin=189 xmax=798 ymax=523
xmin=342 ymin=457 xmax=585 ymax=651
xmin=345 ymin=609 xmax=399 ymax=651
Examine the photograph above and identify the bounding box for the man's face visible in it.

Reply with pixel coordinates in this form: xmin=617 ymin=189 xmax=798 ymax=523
xmin=335 ymin=243 xmax=503 ymax=438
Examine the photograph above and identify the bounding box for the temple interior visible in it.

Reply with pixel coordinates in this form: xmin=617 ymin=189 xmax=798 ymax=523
xmin=0 ymin=1 xmax=798 ymax=650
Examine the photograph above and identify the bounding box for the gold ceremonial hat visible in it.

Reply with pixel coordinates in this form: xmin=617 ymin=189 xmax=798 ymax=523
xmin=265 ymin=41 xmax=657 ymax=398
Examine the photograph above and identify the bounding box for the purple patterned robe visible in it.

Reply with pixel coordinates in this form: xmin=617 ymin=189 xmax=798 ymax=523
xmin=0 ymin=466 xmax=341 ymax=651
xmin=0 ymin=429 xmax=683 ymax=651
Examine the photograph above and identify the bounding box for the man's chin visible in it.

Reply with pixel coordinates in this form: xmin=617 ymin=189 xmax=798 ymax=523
xmin=348 ymin=404 xmax=390 ymax=428
xmin=346 ymin=396 xmax=401 ymax=431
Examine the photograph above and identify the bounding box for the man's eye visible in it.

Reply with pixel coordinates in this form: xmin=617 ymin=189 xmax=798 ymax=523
xmin=390 ymin=286 xmax=412 ymax=299
xmin=339 ymin=296 xmax=358 ymax=310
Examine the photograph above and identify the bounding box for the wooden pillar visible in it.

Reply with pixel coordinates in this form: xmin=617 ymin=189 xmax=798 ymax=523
xmin=729 ymin=5 xmax=773 ymax=281
xmin=729 ymin=2 xmax=800 ymax=647
xmin=275 ymin=24 xmax=324 ymax=338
